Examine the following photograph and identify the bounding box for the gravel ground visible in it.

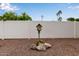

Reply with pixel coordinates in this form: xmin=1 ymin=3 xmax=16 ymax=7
xmin=0 ymin=38 xmax=79 ymax=56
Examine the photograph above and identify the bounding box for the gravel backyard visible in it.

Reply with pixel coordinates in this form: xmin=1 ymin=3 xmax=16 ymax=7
xmin=0 ymin=38 xmax=79 ymax=56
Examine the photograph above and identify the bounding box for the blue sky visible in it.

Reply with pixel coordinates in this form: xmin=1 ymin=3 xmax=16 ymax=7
xmin=0 ymin=3 xmax=79 ymax=21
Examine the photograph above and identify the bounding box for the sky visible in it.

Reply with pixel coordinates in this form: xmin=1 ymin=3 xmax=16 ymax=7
xmin=0 ymin=3 xmax=79 ymax=21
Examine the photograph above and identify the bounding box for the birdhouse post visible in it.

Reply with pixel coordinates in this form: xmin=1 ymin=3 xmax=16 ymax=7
xmin=36 ymin=24 xmax=42 ymax=39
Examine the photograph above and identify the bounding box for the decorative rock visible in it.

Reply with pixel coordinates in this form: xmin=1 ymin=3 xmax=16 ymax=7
xmin=31 ymin=44 xmax=37 ymax=50
xmin=44 ymin=43 xmax=52 ymax=48
xmin=31 ymin=41 xmax=52 ymax=51
xmin=36 ymin=44 xmax=46 ymax=51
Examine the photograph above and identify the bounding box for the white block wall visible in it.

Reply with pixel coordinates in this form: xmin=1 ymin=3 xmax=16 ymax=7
xmin=0 ymin=21 xmax=78 ymax=39
xmin=76 ymin=22 xmax=79 ymax=38
xmin=0 ymin=21 xmax=3 ymax=38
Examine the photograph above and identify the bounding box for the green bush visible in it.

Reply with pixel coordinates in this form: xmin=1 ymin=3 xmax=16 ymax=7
xmin=0 ymin=11 xmax=32 ymax=21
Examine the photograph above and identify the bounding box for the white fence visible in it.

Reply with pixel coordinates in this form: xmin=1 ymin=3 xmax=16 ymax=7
xmin=0 ymin=21 xmax=79 ymax=39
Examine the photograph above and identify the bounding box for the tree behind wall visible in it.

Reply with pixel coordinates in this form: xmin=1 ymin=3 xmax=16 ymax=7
xmin=0 ymin=16 xmax=2 ymax=20
xmin=17 ymin=12 xmax=32 ymax=21
xmin=67 ymin=17 xmax=75 ymax=21
xmin=0 ymin=11 xmax=32 ymax=21
xmin=67 ymin=17 xmax=79 ymax=22
xmin=56 ymin=10 xmax=62 ymax=22
xmin=2 ymin=11 xmax=17 ymax=21
xmin=75 ymin=18 xmax=79 ymax=21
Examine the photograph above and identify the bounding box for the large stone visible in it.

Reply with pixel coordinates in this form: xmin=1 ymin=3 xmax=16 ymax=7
xmin=44 ymin=43 xmax=52 ymax=48
xmin=31 ymin=44 xmax=37 ymax=50
xmin=31 ymin=41 xmax=52 ymax=51
xmin=36 ymin=44 xmax=46 ymax=51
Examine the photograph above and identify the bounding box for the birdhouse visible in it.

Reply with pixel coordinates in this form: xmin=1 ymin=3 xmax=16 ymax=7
xmin=36 ymin=24 xmax=42 ymax=32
